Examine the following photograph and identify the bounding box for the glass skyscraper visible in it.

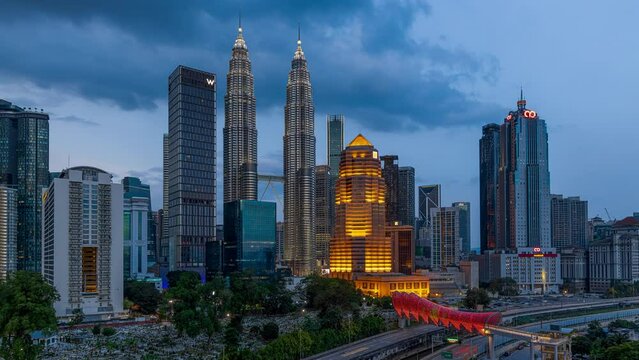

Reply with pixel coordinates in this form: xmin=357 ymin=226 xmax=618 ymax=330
xmin=314 ymin=165 xmax=332 ymax=268
xmin=0 ymin=186 xmax=17 ymax=279
xmin=398 ymin=166 xmax=415 ymax=228
xmin=479 ymin=123 xmax=500 ymax=251
xmin=122 ymin=177 xmax=154 ymax=278
xmin=166 ymin=66 xmax=217 ymax=281
xmin=283 ymin=33 xmax=316 ymax=276
xmin=497 ymin=95 xmax=551 ymax=249
xmin=223 ymin=200 xmax=276 ymax=274
xmin=452 ymin=201 xmax=471 ymax=257
xmin=381 ymin=155 xmax=399 ymax=224
xmin=327 ymin=114 xmax=344 ymax=179
xmin=0 ymin=99 xmax=49 ymax=272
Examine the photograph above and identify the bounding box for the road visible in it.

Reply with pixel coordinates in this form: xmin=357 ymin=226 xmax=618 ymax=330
xmin=305 ymin=324 xmax=442 ymax=360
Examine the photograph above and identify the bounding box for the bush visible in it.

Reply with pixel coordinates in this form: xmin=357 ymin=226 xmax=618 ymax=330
xmin=92 ymin=325 xmax=102 ymax=336
xmin=261 ymin=322 xmax=279 ymax=341
xmin=101 ymin=327 xmax=116 ymax=336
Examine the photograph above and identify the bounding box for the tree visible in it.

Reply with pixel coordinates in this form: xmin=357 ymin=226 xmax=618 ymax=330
xmin=101 ymin=327 xmax=116 ymax=336
xmin=357 ymin=315 xmax=386 ymax=338
xmin=488 ymin=277 xmax=519 ymax=296
xmin=224 ymin=326 xmax=240 ymax=350
xmin=259 ymin=330 xmax=313 ymax=360
xmin=0 ymin=271 xmax=59 ymax=360
xmin=586 ymin=321 xmax=606 ymax=340
xmin=261 ymin=322 xmax=279 ymax=341
xmin=68 ymin=308 xmax=84 ymax=326
xmin=124 ymin=280 xmax=161 ymax=314
xmin=166 ymin=270 xmax=200 ymax=288
xmin=571 ymin=336 xmax=591 ymax=355
xmin=463 ymin=288 xmax=491 ymax=309
xmin=604 ymin=341 xmax=639 ymax=360
xmin=163 ymin=272 xmax=222 ymax=338
xmin=304 ymin=275 xmax=361 ymax=314
xmin=92 ymin=325 xmax=102 ymax=336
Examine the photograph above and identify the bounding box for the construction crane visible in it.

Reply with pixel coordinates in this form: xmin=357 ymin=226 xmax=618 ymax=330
xmin=605 ymin=208 xmax=612 ymax=222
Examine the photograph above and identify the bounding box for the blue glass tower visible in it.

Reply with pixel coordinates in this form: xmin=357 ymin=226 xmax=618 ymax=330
xmin=223 ymin=200 xmax=276 ymax=274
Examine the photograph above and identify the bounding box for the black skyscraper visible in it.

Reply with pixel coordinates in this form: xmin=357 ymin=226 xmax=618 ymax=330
xmin=479 ymin=123 xmax=500 ymax=252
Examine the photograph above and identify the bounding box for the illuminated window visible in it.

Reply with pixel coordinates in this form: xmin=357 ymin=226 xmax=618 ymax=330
xmin=82 ymin=247 xmax=98 ymax=293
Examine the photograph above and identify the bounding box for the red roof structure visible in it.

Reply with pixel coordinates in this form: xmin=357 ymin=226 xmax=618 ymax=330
xmin=391 ymin=292 xmax=502 ymax=334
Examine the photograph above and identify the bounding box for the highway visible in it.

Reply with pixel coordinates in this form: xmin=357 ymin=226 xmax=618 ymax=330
xmin=305 ymin=324 xmax=443 ymax=360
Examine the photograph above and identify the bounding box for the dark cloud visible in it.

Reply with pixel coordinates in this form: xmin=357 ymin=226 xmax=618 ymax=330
xmin=53 ymin=115 xmax=100 ymax=126
xmin=1 ymin=0 xmax=502 ymax=130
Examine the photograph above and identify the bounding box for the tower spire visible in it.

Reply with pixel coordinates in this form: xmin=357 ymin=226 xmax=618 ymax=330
xmin=517 ymin=85 xmax=526 ymax=110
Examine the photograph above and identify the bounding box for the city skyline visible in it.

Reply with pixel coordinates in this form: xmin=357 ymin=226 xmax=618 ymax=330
xmin=2 ymin=1 xmax=639 ymax=251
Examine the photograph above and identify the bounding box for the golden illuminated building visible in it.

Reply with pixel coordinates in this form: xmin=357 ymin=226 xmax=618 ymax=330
xmin=330 ymin=134 xmax=392 ymax=279
xmin=355 ymin=274 xmax=429 ymax=298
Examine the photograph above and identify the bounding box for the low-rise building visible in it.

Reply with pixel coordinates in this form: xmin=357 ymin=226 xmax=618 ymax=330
xmin=559 ymin=247 xmax=588 ymax=293
xmin=354 ymin=273 xmax=430 ymax=298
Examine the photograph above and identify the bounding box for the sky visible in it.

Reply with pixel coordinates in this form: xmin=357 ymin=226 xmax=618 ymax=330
xmin=1 ymin=1 xmax=638 ymax=249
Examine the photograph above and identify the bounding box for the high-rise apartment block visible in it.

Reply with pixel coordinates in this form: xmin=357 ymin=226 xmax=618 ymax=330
xmin=430 ymin=207 xmax=461 ymax=270
xmin=551 ymin=194 xmax=588 ymax=248
xmin=283 ymin=35 xmax=316 ymax=276
xmin=0 ymin=186 xmax=17 ymax=279
xmin=387 ymin=223 xmax=414 ymax=275
xmin=42 ymin=167 xmax=123 ymax=321
xmin=330 ymin=135 xmax=391 ymax=280
xmin=0 ymin=99 xmax=49 ymax=272
xmin=166 ymin=65 xmax=217 ymax=280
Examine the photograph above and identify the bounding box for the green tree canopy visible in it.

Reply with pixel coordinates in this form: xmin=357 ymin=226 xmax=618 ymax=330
xmin=488 ymin=277 xmax=519 ymax=296
xmin=603 ymin=341 xmax=639 ymax=360
xmin=463 ymin=288 xmax=491 ymax=309
xmin=304 ymin=275 xmax=361 ymax=314
xmin=0 ymin=271 xmax=60 ymax=360
xmin=124 ymin=280 xmax=161 ymax=314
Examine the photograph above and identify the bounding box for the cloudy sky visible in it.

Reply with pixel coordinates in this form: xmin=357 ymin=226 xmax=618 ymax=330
xmin=2 ymin=1 xmax=638 ymax=249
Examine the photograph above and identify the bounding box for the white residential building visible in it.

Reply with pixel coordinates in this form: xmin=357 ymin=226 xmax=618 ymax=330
xmin=42 ymin=166 xmax=123 ymax=322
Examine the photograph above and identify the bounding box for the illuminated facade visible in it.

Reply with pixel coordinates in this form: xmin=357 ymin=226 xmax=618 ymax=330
xmin=283 ymin=33 xmax=316 ymax=276
xmin=224 ymin=22 xmax=257 ymax=204
xmin=355 ymin=273 xmax=429 ymax=298
xmin=42 ymin=167 xmax=123 ymax=321
xmin=330 ymin=134 xmax=391 ymax=279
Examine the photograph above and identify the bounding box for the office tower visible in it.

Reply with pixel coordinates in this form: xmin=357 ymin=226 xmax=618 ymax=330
xmin=497 ymin=94 xmax=551 ymax=249
xmin=160 ymin=134 xmax=169 ymax=274
xmin=387 ymin=223 xmax=414 ymax=275
xmin=418 ymin=185 xmax=441 ymax=231
xmin=330 ymin=134 xmax=391 ymax=279
xmin=0 ymin=99 xmax=49 ymax=272
xmin=551 ymin=195 xmax=588 ymax=248
xmin=398 ymin=166 xmax=415 ymax=227
xmin=224 ymin=22 xmax=257 ymax=204
xmin=479 ymin=123 xmax=500 ymax=252
xmin=283 ymin=33 xmax=316 ymax=276
xmin=276 ymin=222 xmax=284 ymax=266
xmin=122 ymin=177 xmax=155 ymax=271
xmin=452 ymin=202 xmax=471 ymax=258
xmin=42 ymin=166 xmax=123 ymax=321
xmin=315 ymin=165 xmax=332 ymax=267
xmin=381 ymin=155 xmax=399 ymax=224
xmin=167 ymin=66 xmax=217 ymax=280
xmin=327 ymin=114 xmax=344 ymax=179
xmin=122 ymin=176 xmax=153 ymax=279
xmin=0 ymin=186 xmax=17 ymax=279
xmin=431 ymin=207 xmax=461 ymax=270
xmin=223 ymin=200 xmax=276 ymax=274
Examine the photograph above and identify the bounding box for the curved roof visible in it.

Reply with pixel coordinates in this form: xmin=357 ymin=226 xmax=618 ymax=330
xmin=614 ymin=216 xmax=639 ymax=228
xmin=348 ymin=134 xmax=373 ymax=147
xmin=68 ymin=166 xmax=109 ymax=174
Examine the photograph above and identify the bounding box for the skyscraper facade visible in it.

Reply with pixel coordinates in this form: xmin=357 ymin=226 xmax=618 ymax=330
xmin=0 ymin=186 xmax=17 ymax=280
xmin=418 ymin=185 xmax=441 ymax=231
xmin=0 ymin=99 xmax=49 ymax=272
xmin=497 ymin=96 xmax=551 ymax=249
xmin=42 ymin=167 xmax=123 ymax=321
xmin=431 ymin=207 xmax=461 ymax=270
xmin=398 ymin=166 xmax=415 ymax=228
xmin=167 ymin=66 xmax=217 ymax=280
xmin=123 ymin=196 xmax=150 ymax=280
xmin=452 ymin=201 xmax=471 ymax=258
xmin=381 ymin=155 xmax=399 ymax=224
xmin=551 ymin=195 xmax=588 ymax=248
xmin=315 ymin=165 xmax=332 ymax=268
xmin=479 ymin=123 xmax=500 ymax=252
xmin=122 ymin=176 xmax=155 ymax=272
xmin=283 ymin=35 xmax=316 ymax=276
xmin=223 ymin=200 xmax=276 ymax=274
xmin=327 ymin=114 xmax=344 ymax=180
xmin=330 ymin=134 xmax=391 ymax=280
xmin=223 ymin=23 xmax=257 ymax=204
xmin=387 ymin=223 xmax=414 ymax=275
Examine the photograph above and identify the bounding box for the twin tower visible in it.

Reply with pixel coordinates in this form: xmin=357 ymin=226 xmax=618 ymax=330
xmin=223 ymin=23 xmax=316 ymax=276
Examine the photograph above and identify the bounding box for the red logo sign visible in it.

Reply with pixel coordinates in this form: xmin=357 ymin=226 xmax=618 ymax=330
xmin=533 ymin=247 xmax=541 ymax=252
xmin=523 ymin=110 xmax=537 ymax=118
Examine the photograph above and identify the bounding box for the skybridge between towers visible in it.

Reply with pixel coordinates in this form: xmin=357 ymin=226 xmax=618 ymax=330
xmin=391 ymin=293 xmax=571 ymax=360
